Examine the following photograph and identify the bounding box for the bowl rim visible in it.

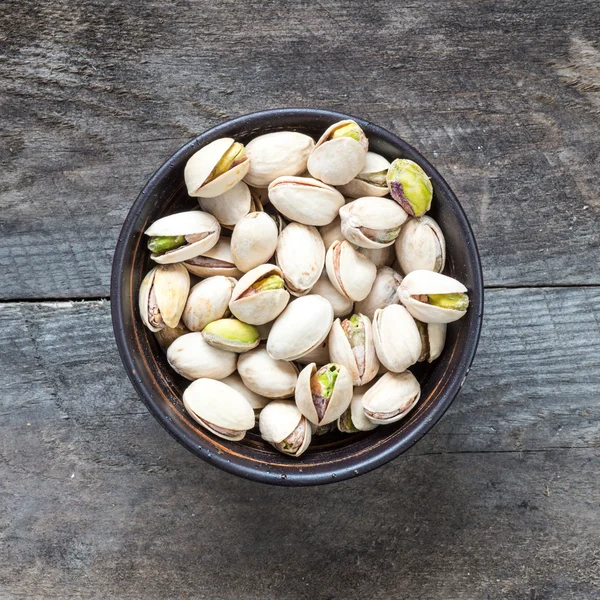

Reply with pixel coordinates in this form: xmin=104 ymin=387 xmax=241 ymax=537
xmin=111 ymin=108 xmax=484 ymax=486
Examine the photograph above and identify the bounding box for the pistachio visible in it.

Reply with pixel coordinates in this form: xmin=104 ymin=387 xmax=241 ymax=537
xmin=295 ymin=339 xmax=330 ymax=366
xmin=362 ymin=371 xmax=421 ymax=425
xmin=209 ymin=142 xmax=246 ymax=182
xmin=415 ymin=320 xmax=447 ymax=363
xmin=355 ymin=266 xmax=403 ymax=320
xmin=182 ymin=276 xmax=236 ymax=332
xmin=309 ymin=270 xmax=354 ymax=319
xmin=337 ymin=152 xmax=391 ymax=198
xmin=237 ymin=346 xmax=298 ymax=399
xmin=147 ymin=235 xmax=186 ymax=254
xmin=318 ymin=217 xmax=346 ymax=250
xmin=325 ymin=240 xmax=377 ymax=302
xmin=183 ymin=238 xmax=243 ymax=278
xmin=221 ymin=373 xmax=271 ymax=423
xmin=198 ymin=181 xmax=261 ymax=229
xmin=311 ymin=422 xmax=336 ymax=436
xmin=202 ymin=318 xmax=260 ymax=353
xmin=394 ymin=215 xmax=446 ymax=275
xmin=337 ymin=383 xmax=378 ymax=433
xmin=387 ymin=159 xmax=433 ymax=217
xmin=230 ymin=211 xmax=278 ymax=273
xmin=357 ymin=245 xmax=395 ymax=269
xmin=259 ymin=400 xmax=312 ymax=457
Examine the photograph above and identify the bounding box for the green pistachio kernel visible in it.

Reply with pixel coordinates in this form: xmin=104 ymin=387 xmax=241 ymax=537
xmin=342 ymin=315 xmax=365 ymax=349
xmin=206 ymin=142 xmax=246 ymax=183
xmin=330 ymin=121 xmax=363 ymax=144
xmin=387 ymin=158 xmax=433 ymax=217
xmin=147 ymin=235 xmax=186 ymax=254
xmin=252 ymin=274 xmax=284 ymax=293
xmin=358 ymin=170 xmax=388 ymax=187
xmin=316 ymin=364 xmax=340 ymax=399
xmin=427 ymin=293 xmax=470 ymax=311
xmin=203 ymin=319 xmax=259 ymax=344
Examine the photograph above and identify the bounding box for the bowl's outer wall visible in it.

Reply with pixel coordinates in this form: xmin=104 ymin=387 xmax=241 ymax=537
xmin=111 ymin=109 xmax=484 ymax=486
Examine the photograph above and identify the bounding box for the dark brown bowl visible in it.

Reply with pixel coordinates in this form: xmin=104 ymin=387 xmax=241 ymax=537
xmin=111 ymin=108 xmax=483 ymax=486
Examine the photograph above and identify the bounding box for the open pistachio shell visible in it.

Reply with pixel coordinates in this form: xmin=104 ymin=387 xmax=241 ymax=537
xmin=243 ymin=131 xmax=315 ymax=188
xmin=362 ymin=371 xmax=421 ymax=425
xmin=309 ymin=270 xmax=354 ymax=319
xmin=266 ymin=295 xmax=334 ymax=361
xmin=372 ymin=304 xmax=422 ymax=373
xmin=139 ymin=264 xmax=190 ymax=332
xmin=237 ymin=346 xmax=298 ymax=399
xmin=337 ymin=383 xmax=378 ymax=432
xmin=184 ymin=137 xmax=250 ymax=198
xmin=221 ymin=373 xmax=271 ymax=423
xmin=318 ymin=217 xmax=346 ymax=250
xmin=276 ymin=222 xmax=325 ymax=296
xmin=355 ymin=266 xmax=403 ymax=320
xmin=394 ymin=216 xmax=446 ymax=275
xmin=358 ymin=245 xmax=395 ymax=268
xmin=230 ymin=211 xmax=279 ymax=273
xmin=154 ymin=320 xmax=190 ymax=351
xmin=328 ymin=314 xmax=379 ymax=386
xmin=202 ymin=318 xmax=260 ymax=353
xmin=268 ymin=176 xmax=345 ymax=226
xmin=259 ymin=400 xmax=312 ymax=457
xmin=198 ymin=181 xmax=260 ymax=229
xmin=295 ymin=362 xmax=353 ymax=426
xmin=398 ymin=270 xmax=469 ymax=324
xmin=183 ymin=378 xmax=255 ymax=441
xmin=167 ymin=332 xmax=237 ymax=381
xmin=229 ymin=264 xmax=290 ymax=325
xmin=307 ymin=120 xmax=368 ymax=186
xmin=416 ymin=321 xmax=447 ymax=363
xmin=337 ymin=152 xmax=391 ymax=198
xmin=183 ymin=237 xmax=243 ymax=278
xmin=295 ymin=338 xmax=330 ymax=365
xmin=145 ymin=211 xmax=221 ymax=264
xmin=386 ymin=158 xmax=433 ymax=217
xmin=325 ymin=240 xmax=377 ymax=302
xmin=182 ymin=276 xmax=236 ymax=332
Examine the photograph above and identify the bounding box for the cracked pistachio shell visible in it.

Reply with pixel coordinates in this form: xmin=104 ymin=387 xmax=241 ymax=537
xmin=357 ymin=245 xmax=395 ymax=268
xmin=386 ymin=158 xmax=433 ymax=217
xmin=310 ymin=270 xmax=354 ymax=319
xmin=295 ymin=363 xmax=353 ymax=426
xmin=183 ymin=237 xmax=243 ymax=278
xmin=295 ymin=338 xmax=330 ymax=365
xmin=154 ymin=320 xmax=190 ymax=351
xmin=394 ymin=216 xmax=446 ymax=275
xmin=307 ymin=120 xmax=368 ymax=186
xmin=145 ymin=211 xmax=221 ymax=264
xmin=340 ymin=197 xmax=408 ymax=249
xmin=325 ymin=240 xmax=377 ymax=302
xmin=221 ymin=373 xmax=271 ymax=416
xmin=362 ymin=371 xmax=421 ymax=425
xmin=337 ymin=383 xmax=378 ymax=432
xmin=243 ymin=132 xmax=315 ymax=188
xmin=167 ymin=333 xmax=237 ymax=381
xmin=337 ymin=152 xmax=391 ymax=198
xmin=202 ymin=318 xmax=260 ymax=353
xmin=355 ymin=266 xmax=403 ymax=320
xmin=229 ymin=264 xmax=290 ymax=325
xmin=276 ymin=223 xmax=325 ymax=296
xmin=266 ymin=295 xmax=334 ymax=361
xmin=230 ymin=211 xmax=279 ymax=273
xmin=182 ymin=276 xmax=236 ymax=332
xmin=259 ymin=400 xmax=312 ymax=457
xmin=268 ymin=176 xmax=345 ymax=226
xmin=417 ymin=321 xmax=447 ymax=363
xmin=198 ymin=181 xmax=261 ymax=229
xmin=237 ymin=346 xmax=298 ymax=399
xmin=372 ymin=304 xmax=422 ymax=373
xmin=185 ymin=138 xmax=250 ymax=198
xmin=319 ymin=217 xmax=346 ymax=250
xmin=398 ymin=270 xmax=469 ymax=324
xmin=328 ymin=314 xmax=379 ymax=386
xmin=139 ymin=264 xmax=190 ymax=332
xmin=183 ymin=378 xmax=255 ymax=441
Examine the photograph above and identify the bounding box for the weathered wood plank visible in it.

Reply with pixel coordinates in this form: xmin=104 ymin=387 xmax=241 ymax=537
xmin=0 ymin=289 xmax=599 ymax=598
xmin=1 ymin=0 xmax=600 ymax=298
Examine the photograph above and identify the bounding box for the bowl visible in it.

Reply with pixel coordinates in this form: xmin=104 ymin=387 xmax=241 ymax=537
xmin=111 ymin=108 xmax=483 ymax=486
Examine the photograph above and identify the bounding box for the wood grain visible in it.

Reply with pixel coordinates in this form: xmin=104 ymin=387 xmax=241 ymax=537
xmin=1 ymin=0 xmax=599 ymax=298
xmin=1 ymin=289 xmax=599 ymax=598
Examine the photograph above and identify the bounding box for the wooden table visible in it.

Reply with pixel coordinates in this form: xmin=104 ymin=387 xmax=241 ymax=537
xmin=2 ymin=1 xmax=599 ymax=597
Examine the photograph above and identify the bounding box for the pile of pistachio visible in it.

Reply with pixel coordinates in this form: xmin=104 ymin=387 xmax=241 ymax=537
xmin=139 ymin=120 xmax=470 ymax=458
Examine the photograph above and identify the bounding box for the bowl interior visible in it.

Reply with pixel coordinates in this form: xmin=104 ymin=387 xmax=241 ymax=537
xmin=112 ymin=109 xmax=483 ymax=486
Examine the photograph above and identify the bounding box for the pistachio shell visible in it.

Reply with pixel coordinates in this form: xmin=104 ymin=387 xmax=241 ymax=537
xmin=145 ymin=211 xmax=221 ymax=264
xmin=276 ymin=223 xmax=325 ymax=296
xmin=362 ymin=371 xmax=421 ymax=425
xmin=394 ymin=216 xmax=446 ymax=275
xmin=266 ymin=295 xmax=334 ymax=361
xmin=182 ymin=276 xmax=235 ymax=332
xmin=337 ymin=152 xmax=391 ymax=198
xmin=328 ymin=314 xmax=379 ymax=386
xmin=229 ymin=264 xmax=290 ymax=325
xmin=202 ymin=318 xmax=260 ymax=353
xmin=295 ymin=338 xmax=330 ymax=365
xmin=198 ymin=181 xmax=258 ymax=229
xmin=295 ymin=363 xmax=353 ymax=426
xmin=243 ymin=132 xmax=315 ymax=188
xmin=154 ymin=321 xmax=190 ymax=351
xmin=183 ymin=237 xmax=243 ymax=278
xmin=183 ymin=378 xmax=255 ymax=441
xmin=337 ymin=382 xmax=378 ymax=432
xmin=339 ymin=197 xmax=408 ymax=249
xmin=398 ymin=270 xmax=468 ymax=324
xmin=221 ymin=373 xmax=271 ymax=412
xmin=417 ymin=321 xmax=447 ymax=363
xmin=372 ymin=304 xmax=422 ymax=373
xmin=139 ymin=264 xmax=190 ymax=332
xmin=237 ymin=346 xmax=298 ymax=399
xmin=268 ymin=176 xmax=345 ymax=226
xmin=185 ymin=138 xmax=250 ymax=198
xmin=355 ymin=266 xmax=403 ymax=320
xmin=357 ymin=245 xmax=395 ymax=268
xmin=167 ymin=333 xmax=237 ymax=381
xmin=309 ymin=270 xmax=354 ymax=319
xmin=230 ymin=211 xmax=279 ymax=273
xmin=259 ymin=400 xmax=312 ymax=457
xmin=319 ymin=217 xmax=346 ymax=250
xmin=325 ymin=240 xmax=377 ymax=302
